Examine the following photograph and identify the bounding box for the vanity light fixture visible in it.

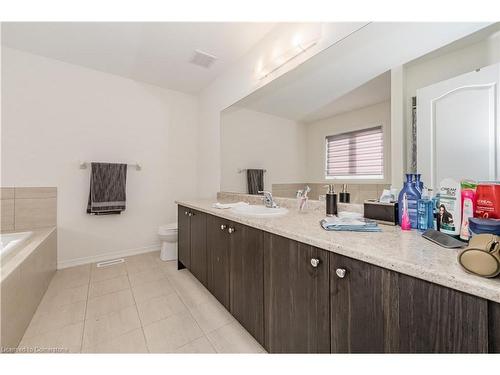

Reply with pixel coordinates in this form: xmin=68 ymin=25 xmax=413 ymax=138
xmin=258 ymin=26 xmax=321 ymax=80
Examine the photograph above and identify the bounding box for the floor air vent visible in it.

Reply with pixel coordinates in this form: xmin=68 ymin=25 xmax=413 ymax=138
xmin=96 ymin=258 xmax=125 ymax=268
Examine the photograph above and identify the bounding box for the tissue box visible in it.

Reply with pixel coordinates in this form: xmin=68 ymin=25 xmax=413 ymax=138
xmin=363 ymin=200 xmax=399 ymax=226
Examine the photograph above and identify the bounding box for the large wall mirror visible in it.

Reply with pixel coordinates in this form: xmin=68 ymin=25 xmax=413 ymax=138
xmin=220 ymin=23 xmax=500 ymax=203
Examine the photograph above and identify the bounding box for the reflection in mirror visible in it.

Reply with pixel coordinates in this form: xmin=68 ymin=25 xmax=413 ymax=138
xmin=220 ymin=22 xmax=500 ymax=204
xmin=221 ymin=71 xmax=391 ymax=203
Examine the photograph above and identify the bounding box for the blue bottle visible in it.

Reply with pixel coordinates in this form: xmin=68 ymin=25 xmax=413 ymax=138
xmin=398 ymin=173 xmax=421 ymax=229
xmin=417 ymin=189 xmax=433 ymax=231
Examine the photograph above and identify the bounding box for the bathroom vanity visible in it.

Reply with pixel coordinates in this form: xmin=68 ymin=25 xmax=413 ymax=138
xmin=176 ymin=199 xmax=500 ymax=354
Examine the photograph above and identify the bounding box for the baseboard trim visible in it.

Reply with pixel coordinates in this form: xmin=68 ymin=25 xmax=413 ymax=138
xmin=57 ymin=244 xmax=161 ymax=269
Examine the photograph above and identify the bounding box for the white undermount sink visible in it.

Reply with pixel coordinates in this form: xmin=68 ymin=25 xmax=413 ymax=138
xmin=231 ymin=204 xmax=288 ymax=218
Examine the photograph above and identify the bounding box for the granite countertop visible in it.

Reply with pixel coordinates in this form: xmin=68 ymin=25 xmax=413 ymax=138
xmin=176 ymin=198 xmax=500 ymax=304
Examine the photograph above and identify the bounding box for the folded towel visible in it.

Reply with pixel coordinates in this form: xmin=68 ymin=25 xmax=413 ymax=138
xmin=212 ymin=201 xmax=249 ymax=209
xmin=320 ymin=216 xmax=381 ymax=232
xmin=87 ymin=162 xmax=127 ymax=215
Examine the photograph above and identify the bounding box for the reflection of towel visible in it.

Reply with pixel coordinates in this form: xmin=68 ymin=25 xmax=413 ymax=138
xmin=212 ymin=202 xmax=249 ymax=209
xmin=246 ymin=169 xmax=264 ymax=195
xmin=87 ymin=162 xmax=127 ymax=215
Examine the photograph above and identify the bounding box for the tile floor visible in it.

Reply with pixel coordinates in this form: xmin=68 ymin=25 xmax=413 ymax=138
xmin=18 ymin=251 xmax=266 ymax=353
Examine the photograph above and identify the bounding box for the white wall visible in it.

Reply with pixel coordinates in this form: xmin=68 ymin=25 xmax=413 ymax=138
xmin=305 ymin=101 xmax=391 ymax=184
xmin=1 ymin=47 xmax=199 ymax=268
xmin=220 ymin=108 xmax=306 ymax=193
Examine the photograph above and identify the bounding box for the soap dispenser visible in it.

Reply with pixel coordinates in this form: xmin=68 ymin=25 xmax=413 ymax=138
xmin=324 ymin=184 xmax=337 ymax=216
xmin=339 ymin=184 xmax=350 ymax=203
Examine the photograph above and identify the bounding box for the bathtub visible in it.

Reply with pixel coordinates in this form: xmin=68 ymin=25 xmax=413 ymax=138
xmin=1 ymin=231 xmax=33 ymax=263
xmin=0 ymin=228 xmax=57 ymax=351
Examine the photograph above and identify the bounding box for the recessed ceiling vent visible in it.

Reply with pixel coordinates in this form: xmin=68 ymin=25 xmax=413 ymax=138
xmin=190 ymin=50 xmax=217 ymax=68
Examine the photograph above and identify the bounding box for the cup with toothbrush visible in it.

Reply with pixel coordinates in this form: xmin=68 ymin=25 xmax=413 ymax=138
xmin=296 ymin=185 xmax=310 ymax=212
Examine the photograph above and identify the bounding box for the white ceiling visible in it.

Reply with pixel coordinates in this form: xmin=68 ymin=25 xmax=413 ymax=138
xmin=301 ymin=71 xmax=391 ymax=123
xmin=1 ymin=22 xmax=276 ymax=94
xmin=233 ymin=22 xmax=491 ymax=123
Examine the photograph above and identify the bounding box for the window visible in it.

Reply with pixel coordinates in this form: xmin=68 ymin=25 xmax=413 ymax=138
xmin=325 ymin=126 xmax=384 ymax=179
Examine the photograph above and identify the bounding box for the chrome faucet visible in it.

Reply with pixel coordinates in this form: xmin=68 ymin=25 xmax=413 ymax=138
xmin=258 ymin=191 xmax=278 ymax=208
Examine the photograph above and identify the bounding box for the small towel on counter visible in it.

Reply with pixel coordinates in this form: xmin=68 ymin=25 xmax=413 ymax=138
xmin=320 ymin=216 xmax=381 ymax=232
xmin=87 ymin=162 xmax=127 ymax=215
xmin=247 ymin=169 xmax=264 ymax=195
xmin=212 ymin=201 xmax=249 ymax=209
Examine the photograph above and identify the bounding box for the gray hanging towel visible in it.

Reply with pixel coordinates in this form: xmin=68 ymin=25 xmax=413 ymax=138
xmin=246 ymin=169 xmax=264 ymax=195
xmin=87 ymin=162 xmax=127 ymax=215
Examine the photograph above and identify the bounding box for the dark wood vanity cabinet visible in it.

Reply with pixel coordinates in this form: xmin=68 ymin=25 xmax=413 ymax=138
xmin=189 ymin=210 xmax=208 ymax=287
xmin=229 ymin=223 xmax=265 ymax=345
xmin=206 ymin=215 xmax=231 ymax=309
xmin=177 ymin=206 xmax=208 ymax=287
xmin=264 ymin=233 xmax=330 ymax=353
xmin=178 ymin=205 xmax=500 ymax=354
xmin=330 ymin=253 xmax=398 ymax=353
xmin=397 ymin=274 xmax=488 ymax=353
xmin=330 ymin=252 xmax=492 ymax=353
xmin=177 ymin=205 xmax=191 ymax=269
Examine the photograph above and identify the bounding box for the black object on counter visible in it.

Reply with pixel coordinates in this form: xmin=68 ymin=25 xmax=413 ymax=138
xmin=339 ymin=184 xmax=350 ymax=203
xmin=363 ymin=200 xmax=399 ymax=225
xmin=325 ymin=184 xmax=337 ymax=217
xmin=422 ymin=229 xmax=466 ymax=249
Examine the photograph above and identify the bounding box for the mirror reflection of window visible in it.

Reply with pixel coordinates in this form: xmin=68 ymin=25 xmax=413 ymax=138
xmin=325 ymin=126 xmax=384 ymax=180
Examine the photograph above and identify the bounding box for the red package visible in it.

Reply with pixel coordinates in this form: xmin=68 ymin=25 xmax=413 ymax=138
xmin=475 ymin=183 xmax=500 ymax=219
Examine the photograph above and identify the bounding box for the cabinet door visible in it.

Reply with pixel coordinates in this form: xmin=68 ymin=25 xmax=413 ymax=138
xmin=330 ymin=253 xmax=399 ymax=353
xmin=189 ymin=210 xmax=208 ymax=287
xmin=229 ymin=222 xmax=264 ymax=345
xmin=489 ymin=302 xmax=500 ymax=353
xmin=398 ymin=274 xmax=488 ymax=353
xmin=264 ymin=233 xmax=330 ymax=353
xmin=207 ymin=215 xmax=230 ymax=309
xmin=177 ymin=205 xmax=191 ymax=269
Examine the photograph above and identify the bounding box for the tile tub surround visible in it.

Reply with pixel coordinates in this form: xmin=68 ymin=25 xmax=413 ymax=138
xmin=178 ymin=197 xmax=500 ymax=304
xmin=0 ymin=187 xmax=57 ymax=233
xmin=14 ymin=252 xmax=265 ymax=353
xmin=1 ymin=228 xmax=57 ymax=350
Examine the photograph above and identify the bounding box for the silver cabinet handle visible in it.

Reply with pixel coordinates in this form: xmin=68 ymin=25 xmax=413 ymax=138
xmin=188 ymin=212 xmax=193 ymax=217
xmin=184 ymin=211 xmax=189 ymax=215
xmin=220 ymin=224 xmax=227 ymax=231
xmin=336 ymin=268 xmax=346 ymax=278
xmin=228 ymin=227 xmax=235 ymax=234
xmin=310 ymin=258 xmax=320 ymax=268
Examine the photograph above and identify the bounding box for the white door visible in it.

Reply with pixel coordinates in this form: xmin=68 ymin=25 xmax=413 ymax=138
xmin=417 ymin=63 xmax=500 ymax=190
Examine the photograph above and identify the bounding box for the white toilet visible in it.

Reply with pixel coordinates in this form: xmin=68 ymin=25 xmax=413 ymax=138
xmin=158 ymin=223 xmax=178 ymax=261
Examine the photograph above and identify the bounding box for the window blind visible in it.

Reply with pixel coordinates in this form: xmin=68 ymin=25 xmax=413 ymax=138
xmin=325 ymin=126 xmax=384 ymax=178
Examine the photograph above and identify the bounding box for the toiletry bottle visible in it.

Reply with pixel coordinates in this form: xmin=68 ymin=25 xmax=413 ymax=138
xmin=339 ymin=184 xmax=350 ymax=203
xmin=324 ymin=184 xmax=337 ymax=217
xmin=417 ymin=188 xmax=433 ymax=231
xmin=401 ymin=193 xmax=411 ymax=231
xmin=428 ymin=189 xmax=439 ymax=230
xmin=398 ymin=173 xmax=421 ymax=229
xmin=438 ymin=178 xmax=461 ymax=236
xmin=460 ymin=180 xmax=477 ymax=241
